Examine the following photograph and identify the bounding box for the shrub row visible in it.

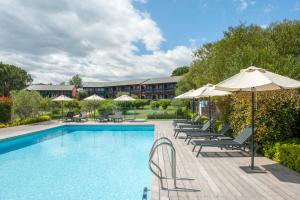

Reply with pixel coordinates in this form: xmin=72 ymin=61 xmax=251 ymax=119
xmin=263 ymin=138 xmax=300 ymax=173
xmin=0 ymin=115 xmax=51 ymax=128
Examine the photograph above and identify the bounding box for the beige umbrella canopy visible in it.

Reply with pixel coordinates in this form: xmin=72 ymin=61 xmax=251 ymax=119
xmin=175 ymin=89 xmax=195 ymax=99
xmin=114 ymin=95 xmax=135 ymax=101
xmin=84 ymin=94 xmax=105 ymax=119
xmin=52 ymin=95 xmax=73 ymax=120
xmin=189 ymin=84 xmax=231 ymax=132
xmin=216 ymin=66 xmax=300 ymax=169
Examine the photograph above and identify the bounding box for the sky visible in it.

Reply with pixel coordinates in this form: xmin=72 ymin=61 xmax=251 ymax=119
xmin=0 ymin=0 xmax=299 ymax=84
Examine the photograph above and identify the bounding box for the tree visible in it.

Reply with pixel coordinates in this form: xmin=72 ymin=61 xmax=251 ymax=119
xmin=177 ymin=21 xmax=300 ymax=94
xmin=69 ymin=74 xmax=82 ymax=88
xmin=11 ymin=90 xmax=42 ymax=119
xmin=0 ymin=63 xmax=32 ymax=96
xmin=171 ymin=66 xmax=189 ymax=76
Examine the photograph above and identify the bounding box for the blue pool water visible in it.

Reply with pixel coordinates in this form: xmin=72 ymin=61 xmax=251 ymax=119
xmin=0 ymin=125 xmax=154 ymax=200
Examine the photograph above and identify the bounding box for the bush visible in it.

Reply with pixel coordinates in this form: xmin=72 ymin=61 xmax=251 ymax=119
xmin=229 ymin=90 xmax=299 ymax=145
xmin=0 ymin=115 xmax=51 ymax=128
xmin=159 ymin=99 xmax=171 ymax=110
xmin=150 ymin=101 xmax=160 ymax=109
xmin=132 ymin=99 xmax=150 ymax=109
xmin=97 ymin=100 xmax=116 ymax=115
xmin=11 ymin=90 xmax=43 ymax=119
xmin=263 ymin=138 xmax=300 ymax=173
xmin=0 ymin=97 xmax=12 ymax=123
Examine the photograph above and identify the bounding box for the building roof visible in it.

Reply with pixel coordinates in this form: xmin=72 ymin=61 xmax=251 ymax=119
xmin=27 ymin=84 xmax=75 ymax=91
xmin=83 ymin=79 xmax=148 ymax=88
xmin=143 ymin=76 xmax=182 ymax=85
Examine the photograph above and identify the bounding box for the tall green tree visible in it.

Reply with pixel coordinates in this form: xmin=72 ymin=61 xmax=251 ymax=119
xmin=69 ymin=74 xmax=82 ymax=88
xmin=0 ymin=63 xmax=32 ymax=96
xmin=171 ymin=66 xmax=189 ymax=76
xmin=177 ymin=21 xmax=300 ymax=94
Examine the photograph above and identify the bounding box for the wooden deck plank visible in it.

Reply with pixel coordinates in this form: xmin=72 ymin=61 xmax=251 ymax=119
xmin=151 ymin=121 xmax=300 ymax=200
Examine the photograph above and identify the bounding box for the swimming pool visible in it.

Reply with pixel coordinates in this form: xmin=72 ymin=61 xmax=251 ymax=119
xmin=0 ymin=125 xmax=154 ymax=200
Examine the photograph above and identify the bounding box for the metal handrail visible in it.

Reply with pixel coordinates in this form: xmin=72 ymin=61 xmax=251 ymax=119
xmin=148 ymin=137 xmax=176 ymax=189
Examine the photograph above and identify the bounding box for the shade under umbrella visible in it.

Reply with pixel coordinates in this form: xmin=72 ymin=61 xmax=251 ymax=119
xmin=114 ymin=95 xmax=135 ymax=101
xmin=52 ymin=95 xmax=73 ymax=121
xmin=84 ymin=94 xmax=105 ymax=120
xmin=216 ymin=66 xmax=300 ymax=169
xmin=189 ymin=84 xmax=231 ymax=132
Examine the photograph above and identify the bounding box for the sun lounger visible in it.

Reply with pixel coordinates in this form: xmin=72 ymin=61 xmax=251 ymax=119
xmin=64 ymin=112 xmax=74 ymax=122
xmin=185 ymin=124 xmax=231 ymax=144
xmin=74 ymin=112 xmax=88 ymax=122
xmin=172 ymin=115 xmax=201 ymax=126
xmin=110 ymin=112 xmax=123 ymax=122
xmin=174 ymin=119 xmax=216 ymax=139
xmin=98 ymin=113 xmax=109 ymax=122
xmin=191 ymin=127 xmax=255 ymax=157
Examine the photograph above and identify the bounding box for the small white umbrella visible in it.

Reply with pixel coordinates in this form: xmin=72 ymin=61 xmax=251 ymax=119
xmin=52 ymin=95 xmax=73 ymax=120
xmin=216 ymin=66 xmax=300 ymax=169
xmin=114 ymin=95 xmax=135 ymax=101
xmin=114 ymin=95 xmax=135 ymax=119
xmin=189 ymin=84 xmax=231 ymax=132
xmin=84 ymin=94 xmax=105 ymax=119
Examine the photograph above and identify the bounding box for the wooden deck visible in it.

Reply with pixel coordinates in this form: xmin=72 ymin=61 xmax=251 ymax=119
xmin=151 ymin=121 xmax=300 ymax=200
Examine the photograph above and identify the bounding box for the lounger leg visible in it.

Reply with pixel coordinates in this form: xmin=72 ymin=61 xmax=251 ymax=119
xmin=192 ymin=145 xmax=196 ymax=152
xmin=196 ymin=146 xmax=203 ymax=157
xmin=174 ymin=131 xmax=177 ymax=137
xmin=175 ymin=132 xmax=179 ymax=139
xmin=187 ymin=137 xmax=192 ymax=145
xmin=184 ymin=136 xmax=188 ymax=142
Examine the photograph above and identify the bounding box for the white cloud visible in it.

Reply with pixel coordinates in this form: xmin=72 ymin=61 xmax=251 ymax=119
xmin=235 ymin=0 xmax=256 ymax=11
xmin=263 ymin=4 xmax=276 ymax=13
xmin=0 ymin=0 xmax=192 ymax=83
xmin=291 ymin=1 xmax=300 ymax=11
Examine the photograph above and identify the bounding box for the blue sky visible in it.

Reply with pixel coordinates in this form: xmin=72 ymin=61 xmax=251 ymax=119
xmin=0 ymin=0 xmax=299 ymax=83
xmin=134 ymin=0 xmax=300 ymax=51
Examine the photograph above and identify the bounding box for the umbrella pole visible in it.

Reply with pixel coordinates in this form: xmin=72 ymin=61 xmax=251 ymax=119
xmin=251 ymin=90 xmax=255 ymax=169
xmin=209 ymin=96 xmax=212 ymax=133
xmin=61 ymin=101 xmax=63 ymax=121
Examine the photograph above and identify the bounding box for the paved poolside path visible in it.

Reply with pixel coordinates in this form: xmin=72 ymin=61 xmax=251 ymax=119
xmin=151 ymin=121 xmax=300 ymax=200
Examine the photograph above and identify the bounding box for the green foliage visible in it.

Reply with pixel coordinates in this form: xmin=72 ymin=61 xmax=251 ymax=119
xmin=39 ymin=97 xmax=52 ymax=113
xmin=11 ymin=90 xmax=43 ymax=119
xmin=97 ymin=100 xmax=117 ymax=115
xmin=131 ymin=99 xmax=150 ymax=109
xmin=159 ymin=99 xmax=171 ymax=110
xmin=65 ymin=100 xmax=80 ymax=111
xmin=0 ymin=97 xmax=12 ymax=123
xmin=171 ymin=66 xmax=189 ymax=76
xmin=229 ymin=90 xmax=299 ymax=145
xmin=80 ymin=100 xmax=102 ymax=113
xmin=0 ymin=115 xmax=51 ymax=128
xmin=263 ymin=138 xmax=300 ymax=173
xmin=77 ymin=89 xmax=88 ymax=100
xmin=177 ymin=21 xmax=300 ymax=94
xmin=215 ymin=96 xmax=231 ymax=123
xmin=69 ymin=74 xmax=82 ymax=88
xmin=150 ymin=101 xmax=160 ymax=109
xmin=0 ymin=63 xmax=33 ymax=96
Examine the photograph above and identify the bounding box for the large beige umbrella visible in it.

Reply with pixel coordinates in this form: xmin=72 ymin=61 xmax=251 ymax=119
xmin=216 ymin=66 xmax=300 ymax=169
xmin=84 ymin=94 xmax=105 ymax=119
xmin=52 ymin=95 xmax=73 ymax=120
xmin=189 ymin=84 xmax=231 ymax=132
xmin=175 ymin=89 xmax=195 ymax=99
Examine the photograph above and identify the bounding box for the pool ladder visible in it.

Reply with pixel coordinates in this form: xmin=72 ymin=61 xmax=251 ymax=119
xmin=149 ymin=137 xmax=176 ymax=189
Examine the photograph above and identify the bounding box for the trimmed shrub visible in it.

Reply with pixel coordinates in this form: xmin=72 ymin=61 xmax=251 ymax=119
xmin=0 ymin=97 xmax=12 ymax=123
xmin=132 ymin=99 xmax=150 ymax=109
xmin=97 ymin=100 xmax=117 ymax=115
xmin=150 ymin=101 xmax=160 ymax=109
xmin=0 ymin=115 xmax=51 ymax=128
xmin=229 ymin=90 xmax=299 ymax=145
xmin=159 ymin=99 xmax=171 ymax=110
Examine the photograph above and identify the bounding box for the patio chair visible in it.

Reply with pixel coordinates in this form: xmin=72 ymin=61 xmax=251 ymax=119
xmin=111 ymin=111 xmax=123 ymax=122
xmin=74 ymin=112 xmax=88 ymax=122
xmin=172 ymin=115 xmax=201 ymax=126
xmin=64 ymin=112 xmax=75 ymax=122
xmin=185 ymin=123 xmax=231 ymax=144
xmin=98 ymin=113 xmax=109 ymax=122
xmin=191 ymin=127 xmax=255 ymax=157
xmin=174 ymin=118 xmax=216 ymax=139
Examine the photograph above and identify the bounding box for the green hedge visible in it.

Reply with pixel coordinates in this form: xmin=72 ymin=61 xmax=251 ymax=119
xmin=0 ymin=97 xmax=12 ymax=123
xmin=263 ymin=138 xmax=300 ymax=173
xmin=229 ymin=90 xmax=299 ymax=145
xmin=0 ymin=115 xmax=51 ymax=128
